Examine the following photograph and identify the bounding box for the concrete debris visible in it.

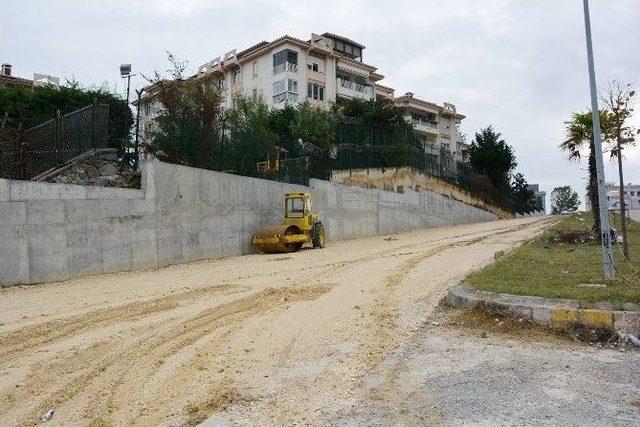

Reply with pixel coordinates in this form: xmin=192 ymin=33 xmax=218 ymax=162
xmin=45 ymin=149 xmax=140 ymax=188
xmin=618 ymin=331 xmax=640 ymax=348
xmin=41 ymin=409 xmax=54 ymax=422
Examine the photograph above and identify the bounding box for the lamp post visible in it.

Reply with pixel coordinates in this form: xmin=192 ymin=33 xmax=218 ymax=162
xmin=120 ymin=64 xmax=134 ymax=106
xmin=582 ymin=0 xmax=614 ymax=278
xmin=133 ymin=88 xmax=144 ymax=171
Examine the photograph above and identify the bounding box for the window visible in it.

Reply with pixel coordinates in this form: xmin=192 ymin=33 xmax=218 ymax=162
xmin=273 ymin=79 xmax=286 ymax=95
xmin=307 ymin=83 xmax=324 ymax=101
xmin=252 ymin=88 xmax=258 ymax=101
xmin=345 ymin=44 xmax=353 ymax=55
xmin=273 ymin=49 xmax=298 ymax=67
xmin=307 ymin=56 xmax=325 ymax=73
xmin=336 ymin=40 xmax=344 ymax=51
xmin=273 ymin=78 xmax=298 ymax=103
xmin=288 ymin=79 xmax=298 ymax=93
xmin=252 ymin=61 xmax=257 ymax=77
xmin=233 ymin=70 xmax=241 ymax=84
xmin=217 ymin=77 xmax=225 ymax=90
xmin=286 ymin=198 xmax=305 ymax=218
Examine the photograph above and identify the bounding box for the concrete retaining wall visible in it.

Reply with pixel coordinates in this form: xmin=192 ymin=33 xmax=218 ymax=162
xmin=0 ymin=161 xmax=496 ymax=286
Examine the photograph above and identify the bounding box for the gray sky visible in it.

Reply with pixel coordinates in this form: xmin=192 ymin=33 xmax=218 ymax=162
xmin=2 ymin=0 xmax=639 ymax=207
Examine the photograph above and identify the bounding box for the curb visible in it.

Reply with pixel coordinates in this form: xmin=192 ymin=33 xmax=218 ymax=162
xmin=447 ymin=283 xmax=640 ymax=335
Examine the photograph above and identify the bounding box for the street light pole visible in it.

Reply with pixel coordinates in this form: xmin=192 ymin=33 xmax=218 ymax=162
xmin=134 ymin=88 xmax=144 ymax=171
xmin=582 ymin=0 xmax=614 ymax=278
xmin=125 ymin=74 xmax=131 ymax=106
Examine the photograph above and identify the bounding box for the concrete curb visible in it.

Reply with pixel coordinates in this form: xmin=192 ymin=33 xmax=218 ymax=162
xmin=447 ymin=282 xmax=640 ymax=335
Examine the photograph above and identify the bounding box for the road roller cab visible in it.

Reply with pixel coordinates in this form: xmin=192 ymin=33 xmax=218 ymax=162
xmin=252 ymin=193 xmax=326 ymax=253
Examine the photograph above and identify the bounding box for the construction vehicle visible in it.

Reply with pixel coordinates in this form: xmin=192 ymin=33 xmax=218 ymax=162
xmin=252 ymin=193 xmax=326 ymax=254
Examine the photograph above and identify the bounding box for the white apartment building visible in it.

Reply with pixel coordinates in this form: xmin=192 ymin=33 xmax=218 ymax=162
xmin=394 ymin=92 xmax=467 ymax=160
xmin=138 ymin=32 xmax=466 ymax=159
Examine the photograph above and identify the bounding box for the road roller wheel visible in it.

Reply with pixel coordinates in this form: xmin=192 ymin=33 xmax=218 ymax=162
xmin=312 ymin=222 xmax=326 ymax=249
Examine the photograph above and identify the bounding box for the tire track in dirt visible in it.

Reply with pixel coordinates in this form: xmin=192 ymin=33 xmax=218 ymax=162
xmin=1 ymin=284 xmax=241 ymax=363
xmin=352 ymin=219 xmax=552 ymax=384
xmin=2 ymin=285 xmax=331 ymax=426
xmin=337 ymin=219 xmax=554 ymax=424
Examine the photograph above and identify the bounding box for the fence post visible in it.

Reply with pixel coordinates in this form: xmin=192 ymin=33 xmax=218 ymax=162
xmin=56 ymin=110 xmax=64 ymax=165
xmin=91 ymin=97 xmax=98 ymax=149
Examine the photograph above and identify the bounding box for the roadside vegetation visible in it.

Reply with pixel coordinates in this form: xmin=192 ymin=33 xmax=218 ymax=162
xmin=0 ymin=81 xmax=133 ymax=150
xmin=467 ymin=212 xmax=640 ymax=305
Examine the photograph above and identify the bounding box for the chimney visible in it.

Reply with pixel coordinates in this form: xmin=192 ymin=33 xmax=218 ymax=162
xmin=1 ymin=63 xmax=12 ymax=76
xmin=405 ymin=91 xmax=414 ymax=98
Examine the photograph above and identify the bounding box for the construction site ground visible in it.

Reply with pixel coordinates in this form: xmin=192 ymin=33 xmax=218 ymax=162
xmin=2 ymin=217 xmax=639 ymax=426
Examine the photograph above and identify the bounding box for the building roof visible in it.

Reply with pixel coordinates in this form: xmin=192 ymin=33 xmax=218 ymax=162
xmin=321 ymin=32 xmax=365 ymax=49
xmin=395 ymin=93 xmax=465 ymax=119
xmin=236 ymin=41 xmax=269 ymax=59
xmin=197 ymin=33 xmax=379 ymax=74
xmin=0 ymin=74 xmax=33 ymax=88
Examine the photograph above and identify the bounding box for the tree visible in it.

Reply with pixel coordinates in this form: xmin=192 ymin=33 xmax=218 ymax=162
xmin=337 ymin=98 xmax=412 ymax=131
xmin=468 ymin=126 xmax=517 ymax=191
xmin=511 ymin=172 xmax=536 ymax=214
xmin=144 ymin=54 xmax=223 ymax=168
xmin=560 ymin=110 xmax=615 ymax=240
xmin=550 ymin=186 xmax=581 ymax=214
xmin=0 ymin=82 xmax=133 ymax=150
xmin=290 ymin=101 xmax=337 ymax=152
xmin=600 ymin=81 xmax=637 ymax=259
xmin=225 ymin=96 xmax=278 ymax=174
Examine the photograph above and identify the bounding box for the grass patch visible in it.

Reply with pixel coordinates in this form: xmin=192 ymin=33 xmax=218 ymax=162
xmin=467 ymin=212 xmax=640 ymax=306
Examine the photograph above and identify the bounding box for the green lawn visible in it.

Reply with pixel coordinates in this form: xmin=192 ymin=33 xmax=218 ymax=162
xmin=467 ymin=212 xmax=640 ymax=306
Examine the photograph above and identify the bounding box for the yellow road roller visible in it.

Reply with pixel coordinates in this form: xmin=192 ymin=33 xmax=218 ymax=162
xmin=252 ymin=193 xmax=326 ymax=253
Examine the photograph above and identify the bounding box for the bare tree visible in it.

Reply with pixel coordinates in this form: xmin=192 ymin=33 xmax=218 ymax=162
xmin=600 ymin=81 xmax=637 ymax=259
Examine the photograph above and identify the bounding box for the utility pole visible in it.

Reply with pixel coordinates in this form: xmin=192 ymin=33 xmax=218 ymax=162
xmin=582 ymin=0 xmax=614 ymax=278
xmin=616 ymin=137 xmax=629 ymax=259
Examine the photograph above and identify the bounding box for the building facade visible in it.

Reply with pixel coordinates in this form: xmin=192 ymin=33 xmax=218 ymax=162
xmin=138 ymin=32 xmax=466 ymax=159
xmin=394 ymin=92 xmax=467 ymax=160
xmin=586 ymin=183 xmax=640 ymax=212
xmin=0 ymin=63 xmax=59 ymax=89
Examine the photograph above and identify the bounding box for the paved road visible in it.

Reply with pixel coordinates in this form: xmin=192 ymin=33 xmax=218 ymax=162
xmin=1 ymin=217 xmax=591 ymax=426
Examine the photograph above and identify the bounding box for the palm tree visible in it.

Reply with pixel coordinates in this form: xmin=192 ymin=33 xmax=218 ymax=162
xmin=560 ymin=110 xmax=614 ymax=240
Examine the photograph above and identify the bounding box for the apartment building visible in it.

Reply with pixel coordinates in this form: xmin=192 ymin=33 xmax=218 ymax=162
xmin=394 ymin=92 xmax=467 ymax=159
xmin=138 ymin=32 xmax=467 ymax=159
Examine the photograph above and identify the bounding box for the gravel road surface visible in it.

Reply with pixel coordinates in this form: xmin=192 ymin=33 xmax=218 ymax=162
xmin=4 ymin=217 xmax=616 ymax=426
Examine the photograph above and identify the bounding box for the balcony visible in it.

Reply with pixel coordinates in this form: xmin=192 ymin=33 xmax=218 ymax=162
xmin=272 ymin=92 xmax=299 ymax=105
xmin=412 ymin=118 xmax=438 ymax=135
xmin=273 ymin=62 xmax=297 ymax=75
xmin=336 ymin=78 xmax=373 ymax=100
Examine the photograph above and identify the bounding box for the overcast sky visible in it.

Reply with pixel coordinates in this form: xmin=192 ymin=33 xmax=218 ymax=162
xmin=2 ymin=0 xmax=639 ymax=208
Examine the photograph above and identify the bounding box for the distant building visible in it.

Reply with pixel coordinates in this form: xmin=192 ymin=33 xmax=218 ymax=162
xmin=394 ymin=92 xmax=467 ymax=161
xmin=527 ymin=184 xmax=546 ymax=212
xmin=585 ymin=183 xmax=640 ymax=212
xmin=137 ymin=32 xmax=466 ymax=160
xmin=0 ymin=63 xmax=59 ymax=89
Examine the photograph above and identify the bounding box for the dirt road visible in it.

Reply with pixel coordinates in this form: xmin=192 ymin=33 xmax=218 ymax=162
xmin=1 ymin=217 xmax=552 ymax=426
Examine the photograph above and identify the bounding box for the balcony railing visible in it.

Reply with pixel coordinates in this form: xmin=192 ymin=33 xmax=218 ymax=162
xmin=273 ymin=92 xmax=299 ymax=104
xmin=273 ymin=62 xmax=298 ymax=75
xmin=412 ymin=118 xmax=438 ymax=129
xmin=340 ymin=79 xmax=368 ymax=93
xmin=337 ymin=78 xmax=373 ymax=99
